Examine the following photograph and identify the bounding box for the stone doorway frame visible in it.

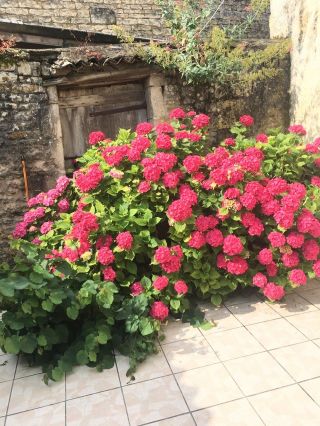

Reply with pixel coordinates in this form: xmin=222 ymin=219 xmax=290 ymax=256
xmin=45 ymin=65 xmax=167 ymax=176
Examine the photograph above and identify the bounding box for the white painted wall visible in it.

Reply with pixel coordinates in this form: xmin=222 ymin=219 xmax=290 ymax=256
xmin=270 ymin=0 xmax=320 ymax=139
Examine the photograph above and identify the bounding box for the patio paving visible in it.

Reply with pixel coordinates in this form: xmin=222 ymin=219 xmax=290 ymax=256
xmin=1 ymin=280 xmax=320 ymax=425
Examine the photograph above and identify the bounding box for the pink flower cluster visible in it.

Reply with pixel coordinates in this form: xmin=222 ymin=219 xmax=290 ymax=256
xmin=150 ymin=301 xmax=169 ymax=321
xmin=252 ymin=273 xmax=285 ymax=300
xmin=116 ymin=231 xmax=133 ymax=250
xmin=288 ymin=124 xmax=306 ymax=136
xmin=12 ymin=206 xmax=46 ymax=239
xmin=217 ymin=254 xmax=249 ymax=275
xmin=155 ymin=245 xmax=183 ymax=273
xmin=239 ymin=115 xmax=254 ymax=127
xmin=49 ymin=209 xmax=100 ymax=262
xmin=75 ymin=163 xmax=104 ymax=193
xmin=88 ymin=131 xmax=106 ymax=145
xmin=136 ymin=122 xmax=153 ymax=135
xmin=167 ymin=185 xmax=197 ymax=222
xmin=28 ymin=176 xmax=70 ymax=208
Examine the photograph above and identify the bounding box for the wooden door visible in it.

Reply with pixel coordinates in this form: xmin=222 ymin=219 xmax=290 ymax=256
xmin=58 ymin=81 xmax=148 ymax=171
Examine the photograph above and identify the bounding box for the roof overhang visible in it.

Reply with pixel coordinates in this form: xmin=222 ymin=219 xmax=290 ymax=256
xmin=0 ymin=20 xmax=152 ymax=48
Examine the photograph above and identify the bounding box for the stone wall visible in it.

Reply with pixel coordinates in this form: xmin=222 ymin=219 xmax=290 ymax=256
xmin=270 ymin=0 xmax=320 ymax=140
xmin=164 ymin=64 xmax=289 ymax=142
xmin=0 ymin=0 xmax=269 ymax=39
xmin=0 ymin=54 xmax=64 ymax=258
xmin=0 ymin=47 xmax=289 ymax=259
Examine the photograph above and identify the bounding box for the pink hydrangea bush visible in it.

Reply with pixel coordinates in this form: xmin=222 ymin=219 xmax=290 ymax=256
xmin=1 ymin=109 xmax=320 ymax=381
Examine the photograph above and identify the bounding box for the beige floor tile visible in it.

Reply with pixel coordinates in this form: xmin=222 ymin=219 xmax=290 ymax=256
xmin=296 ymin=279 xmax=320 ymax=293
xmin=206 ymin=327 xmax=264 ymax=361
xmin=162 ymin=337 xmax=219 ymax=373
xmin=150 ymin=413 xmax=195 ymax=425
xmin=225 ymin=352 xmax=293 ymax=396
xmin=66 ymin=388 xmax=128 ymax=426
xmin=286 ymin=310 xmax=320 ymax=339
xmin=0 ymin=355 xmax=17 ymax=383
xmin=66 ymin=364 xmax=120 ymax=399
xmin=299 ymin=288 xmax=320 ymax=308
xmin=192 ymin=398 xmax=264 ymax=426
xmin=249 ymin=385 xmax=320 ymax=426
xmin=228 ymin=302 xmax=280 ymax=325
xmin=8 ymin=374 xmax=65 ymax=414
xmin=116 ymin=350 xmax=171 ymax=386
xmin=15 ymin=356 xmax=42 ymax=379
xmin=0 ymin=418 xmax=4 ymax=426
xmin=162 ymin=320 xmax=202 ymax=344
xmin=224 ymin=291 xmax=260 ymax=307
xmin=0 ymin=380 xmax=12 ymax=416
xmin=6 ymin=402 xmax=65 ymax=426
xmin=313 ymin=338 xmax=320 ymax=347
xmin=300 ymin=377 xmax=320 ymax=405
xmin=175 ymin=363 xmax=242 ymax=411
xmin=247 ymin=318 xmax=307 ymax=350
xmin=267 ymin=293 xmax=317 ymax=317
xmin=271 ymin=341 xmax=320 ymax=381
xmin=199 ymin=305 xmax=242 ymax=335
xmin=123 ymin=375 xmax=188 ymax=426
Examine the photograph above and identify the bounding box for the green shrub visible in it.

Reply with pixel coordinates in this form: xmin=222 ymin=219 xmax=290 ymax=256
xmin=1 ymin=110 xmax=319 ymax=382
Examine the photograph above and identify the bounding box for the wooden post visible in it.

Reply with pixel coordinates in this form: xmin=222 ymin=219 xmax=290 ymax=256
xmin=145 ymin=74 xmax=167 ymax=124
xmin=46 ymin=86 xmax=66 ymax=180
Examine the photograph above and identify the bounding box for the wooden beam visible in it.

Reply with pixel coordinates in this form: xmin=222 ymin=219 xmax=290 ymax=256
xmin=0 ymin=31 xmax=63 ymax=47
xmin=89 ymin=102 xmax=147 ymax=117
xmin=45 ymin=66 xmax=155 ymax=88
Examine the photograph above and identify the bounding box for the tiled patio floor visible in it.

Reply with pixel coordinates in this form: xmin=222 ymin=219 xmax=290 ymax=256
xmin=2 ymin=280 xmax=320 ymax=425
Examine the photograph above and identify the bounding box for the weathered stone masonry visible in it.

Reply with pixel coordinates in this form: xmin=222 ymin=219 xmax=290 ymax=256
xmin=0 ymin=56 xmax=61 ymax=256
xmin=0 ymin=0 xmax=269 ymax=39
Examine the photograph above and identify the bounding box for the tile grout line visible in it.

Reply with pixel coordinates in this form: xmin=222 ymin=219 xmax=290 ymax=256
xmin=6 ymin=401 xmax=70 ymax=419
xmin=5 ymin=373 xmax=320 ymax=424
xmin=138 ymin=412 xmax=194 ymax=426
xmin=158 ymin=345 xmax=196 ymax=425
xmin=266 ymin=289 xmax=320 ymax=313
xmin=292 ymin=283 xmax=320 ymax=302
xmin=290 ymin=289 xmax=320 ymax=309
xmin=145 ymin=378 xmax=320 ymax=420
xmin=188 ymin=381 xmax=310 ymax=414
xmin=300 ymin=383 xmax=320 ymax=408
xmin=3 ymin=353 xmax=19 ymax=425
xmin=199 ymin=332 xmax=308 ymax=361
xmin=161 ymin=324 xmax=311 ymax=369
xmin=262 ymin=296 xmax=320 ymax=342
xmin=3 ymin=289 xmax=320 ymax=424
xmin=164 ymin=294 xmax=318 ymax=343
xmin=8 ymin=361 xmax=320 ymax=421
xmin=223 ymin=303 xmax=320 ymax=411
xmin=201 ymin=324 xmax=267 ymax=426
xmin=223 ymin=295 xmax=319 ymax=342
xmin=114 ymin=354 xmax=132 ymax=426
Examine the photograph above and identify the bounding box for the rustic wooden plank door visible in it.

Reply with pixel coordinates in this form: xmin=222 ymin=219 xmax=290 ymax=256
xmin=58 ymin=81 xmax=147 ymax=171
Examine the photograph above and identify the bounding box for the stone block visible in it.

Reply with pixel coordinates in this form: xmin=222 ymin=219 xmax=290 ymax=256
xmin=0 ymin=72 xmax=17 ymax=84
xmin=0 ymin=63 xmax=16 ymax=72
xmin=17 ymin=62 xmax=32 ymax=76
xmin=90 ymin=6 xmax=117 ymax=24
